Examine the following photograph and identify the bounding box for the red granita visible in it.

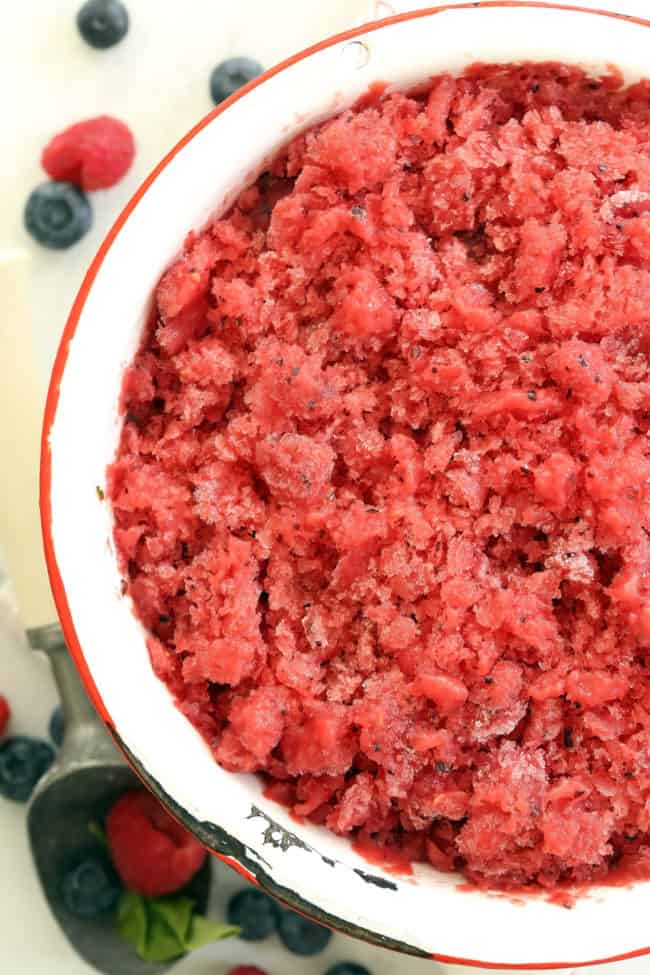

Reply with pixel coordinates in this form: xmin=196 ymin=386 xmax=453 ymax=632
xmin=109 ymin=62 xmax=650 ymax=889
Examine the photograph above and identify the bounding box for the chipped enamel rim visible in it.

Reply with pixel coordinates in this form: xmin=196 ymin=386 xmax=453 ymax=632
xmin=42 ymin=4 xmax=650 ymax=968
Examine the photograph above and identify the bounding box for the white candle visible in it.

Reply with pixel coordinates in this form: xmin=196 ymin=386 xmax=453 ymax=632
xmin=0 ymin=249 xmax=57 ymax=630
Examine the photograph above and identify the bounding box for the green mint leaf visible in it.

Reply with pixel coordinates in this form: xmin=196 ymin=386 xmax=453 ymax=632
xmin=118 ymin=893 xmax=188 ymax=963
xmin=141 ymin=913 xmax=185 ymax=963
xmin=117 ymin=890 xmax=239 ymax=962
xmin=149 ymin=896 xmax=195 ymax=944
xmin=88 ymin=820 xmax=108 ymax=848
xmin=184 ymin=915 xmax=240 ymax=951
xmin=117 ymin=891 xmax=148 ymax=958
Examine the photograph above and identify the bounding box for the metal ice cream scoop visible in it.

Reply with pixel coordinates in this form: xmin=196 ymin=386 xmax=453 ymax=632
xmin=0 ymin=251 xmax=210 ymax=974
xmin=26 ymin=623 xmax=211 ymax=975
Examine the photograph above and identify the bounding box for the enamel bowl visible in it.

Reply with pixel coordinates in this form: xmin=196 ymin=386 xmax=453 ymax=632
xmin=42 ymin=4 xmax=650 ymax=969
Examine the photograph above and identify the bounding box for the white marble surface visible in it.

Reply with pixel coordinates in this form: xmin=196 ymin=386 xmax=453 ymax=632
xmin=2 ymin=1 xmax=650 ymax=972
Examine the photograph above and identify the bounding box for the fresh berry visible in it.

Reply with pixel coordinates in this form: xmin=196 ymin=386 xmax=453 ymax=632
xmin=0 ymin=736 xmax=55 ymax=801
xmin=0 ymin=696 xmax=10 ymax=737
xmin=62 ymin=854 xmax=121 ymax=917
xmin=209 ymin=57 xmax=263 ymax=105
xmin=42 ymin=116 xmax=135 ymax=191
xmin=226 ymin=888 xmax=279 ymax=941
xmin=24 ymin=182 xmax=92 ymax=249
xmin=49 ymin=706 xmax=65 ymax=747
xmin=325 ymin=965 xmax=372 ymax=975
xmin=77 ymin=0 xmax=129 ymax=49
xmin=277 ymin=909 xmax=332 ymax=956
xmin=106 ymin=789 xmax=206 ymax=896
xmin=228 ymin=968 xmax=268 ymax=975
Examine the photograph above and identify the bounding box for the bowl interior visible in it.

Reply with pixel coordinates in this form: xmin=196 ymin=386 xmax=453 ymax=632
xmin=45 ymin=4 xmax=650 ymax=967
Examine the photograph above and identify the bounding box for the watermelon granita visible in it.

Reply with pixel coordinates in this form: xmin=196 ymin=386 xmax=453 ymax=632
xmin=109 ymin=62 xmax=650 ymax=889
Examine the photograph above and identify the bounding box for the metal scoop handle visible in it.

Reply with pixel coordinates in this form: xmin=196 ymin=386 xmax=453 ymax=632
xmin=29 ymin=622 xmax=119 ymax=766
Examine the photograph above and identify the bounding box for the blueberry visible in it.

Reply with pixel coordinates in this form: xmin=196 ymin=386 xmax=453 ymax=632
xmin=49 ymin=706 xmax=65 ymax=747
xmin=0 ymin=736 xmax=55 ymax=802
xmin=209 ymin=57 xmax=263 ymax=105
xmin=62 ymin=855 xmax=121 ymax=917
xmin=77 ymin=0 xmax=129 ymax=49
xmin=24 ymin=182 xmax=92 ymax=250
xmin=325 ymin=965 xmax=372 ymax=975
xmin=277 ymin=909 xmax=332 ymax=956
xmin=227 ymin=888 xmax=279 ymax=941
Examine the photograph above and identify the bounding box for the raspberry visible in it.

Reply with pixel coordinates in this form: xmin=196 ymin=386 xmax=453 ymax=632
xmin=106 ymin=789 xmax=206 ymax=896
xmin=0 ymin=696 xmax=10 ymax=737
xmin=41 ymin=116 xmax=135 ymax=191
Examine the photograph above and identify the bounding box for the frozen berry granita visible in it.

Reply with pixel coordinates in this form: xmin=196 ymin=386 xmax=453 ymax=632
xmin=109 ymin=62 xmax=650 ymax=889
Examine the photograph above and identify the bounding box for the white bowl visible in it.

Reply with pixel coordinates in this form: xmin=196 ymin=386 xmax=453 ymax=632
xmin=42 ymin=3 xmax=650 ymax=968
